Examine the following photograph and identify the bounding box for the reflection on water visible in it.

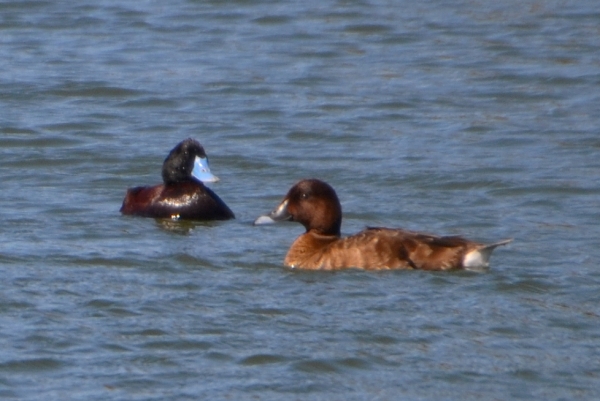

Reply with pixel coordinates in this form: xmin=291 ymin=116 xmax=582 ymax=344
xmin=153 ymin=218 xmax=219 ymax=235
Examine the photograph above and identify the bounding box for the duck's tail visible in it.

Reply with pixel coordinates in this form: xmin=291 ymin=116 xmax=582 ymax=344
xmin=462 ymin=239 xmax=513 ymax=271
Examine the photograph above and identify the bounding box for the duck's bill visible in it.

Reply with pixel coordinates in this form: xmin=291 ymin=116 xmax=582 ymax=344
xmin=253 ymin=199 xmax=291 ymax=225
xmin=192 ymin=156 xmax=219 ymax=183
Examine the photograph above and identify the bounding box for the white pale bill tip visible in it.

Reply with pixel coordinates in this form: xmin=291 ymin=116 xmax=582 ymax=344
xmin=253 ymin=215 xmax=277 ymax=225
xmin=192 ymin=156 xmax=219 ymax=183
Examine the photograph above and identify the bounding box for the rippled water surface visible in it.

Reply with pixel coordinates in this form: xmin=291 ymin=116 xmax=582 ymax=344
xmin=2 ymin=0 xmax=600 ymax=400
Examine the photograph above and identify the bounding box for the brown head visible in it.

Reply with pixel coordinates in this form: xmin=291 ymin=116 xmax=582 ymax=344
xmin=260 ymin=179 xmax=342 ymax=236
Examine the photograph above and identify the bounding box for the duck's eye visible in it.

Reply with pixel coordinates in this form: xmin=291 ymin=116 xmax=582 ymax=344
xmin=301 ymin=192 xmax=309 ymax=199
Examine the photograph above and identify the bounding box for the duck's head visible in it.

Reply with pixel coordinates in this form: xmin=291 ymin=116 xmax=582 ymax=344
xmin=161 ymin=138 xmax=219 ymax=184
xmin=255 ymin=179 xmax=342 ymax=236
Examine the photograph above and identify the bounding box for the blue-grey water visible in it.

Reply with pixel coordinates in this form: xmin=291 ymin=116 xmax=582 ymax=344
xmin=2 ymin=0 xmax=600 ymax=400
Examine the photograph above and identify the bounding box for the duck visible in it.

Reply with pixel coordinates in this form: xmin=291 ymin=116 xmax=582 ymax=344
xmin=254 ymin=179 xmax=511 ymax=271
xmin=120 ymin=138 xmax=234 ymax=220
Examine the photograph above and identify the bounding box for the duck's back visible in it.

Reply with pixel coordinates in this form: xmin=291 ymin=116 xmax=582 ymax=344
xmin=285 ymin=228 xmax=477 ymax=271
xmin=121 ymin=182 xmax=234 ymax=220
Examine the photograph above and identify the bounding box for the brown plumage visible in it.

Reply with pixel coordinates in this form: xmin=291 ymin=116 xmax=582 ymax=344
xmin=120 ymin=138 xmax=234 ymax=220
xmin=254 ymin=179 xmax=511 ymax=271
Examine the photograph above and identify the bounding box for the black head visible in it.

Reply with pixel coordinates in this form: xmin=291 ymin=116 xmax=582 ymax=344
xmin=161 ymin=138 xmax=209 ymax=185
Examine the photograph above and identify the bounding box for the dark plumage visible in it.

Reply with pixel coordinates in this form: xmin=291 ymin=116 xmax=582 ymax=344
xmin=120 ymin=138 xmax=234 ymax=220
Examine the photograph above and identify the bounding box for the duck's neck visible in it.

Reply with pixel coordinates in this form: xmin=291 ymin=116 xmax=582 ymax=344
xmin=164 ymin=177 xmax=204 ymax=186
xmin=284 ymin=231 xmax=339 ymax=269
xmin=308 ymin=218 xmax=341 ymax=237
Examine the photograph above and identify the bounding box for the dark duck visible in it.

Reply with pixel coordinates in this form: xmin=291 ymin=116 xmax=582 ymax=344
xmin=254 ymin=179 xmax=510 ymax=271
xmin=120 ymin=138 xmax=234 ymax=220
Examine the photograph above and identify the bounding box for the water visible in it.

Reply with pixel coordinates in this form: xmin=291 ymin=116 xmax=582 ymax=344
xmin=1 ymin=0 xmax=600 ymax=399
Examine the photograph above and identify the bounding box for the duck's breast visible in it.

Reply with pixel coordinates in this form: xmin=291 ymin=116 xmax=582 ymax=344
xmin=121 ymin=182 xmax=233 ymax=220
xmin=285 ymin=229 xmax=417 ymax=270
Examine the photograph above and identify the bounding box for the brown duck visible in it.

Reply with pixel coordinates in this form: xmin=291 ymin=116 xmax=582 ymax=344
xmin=254 ymin=179 xmax=511 ymax=271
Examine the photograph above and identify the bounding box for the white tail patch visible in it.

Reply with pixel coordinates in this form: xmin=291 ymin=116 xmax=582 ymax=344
xmin=463 ymin=239 xmax=513 ymax=271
